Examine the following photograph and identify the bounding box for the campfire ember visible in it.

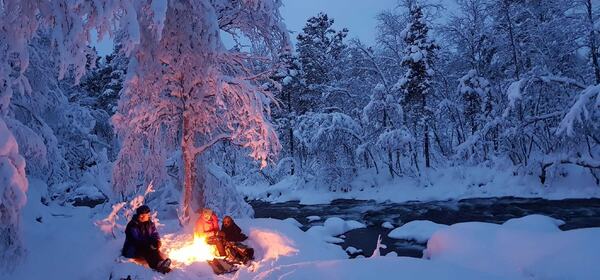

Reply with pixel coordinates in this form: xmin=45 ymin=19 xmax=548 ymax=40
xmin=166 ymin=234 xmax=218 ymax=266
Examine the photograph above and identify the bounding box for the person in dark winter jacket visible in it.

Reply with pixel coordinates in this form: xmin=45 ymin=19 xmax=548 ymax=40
xmin=122 ymin=205 xmax=171 ymax=273
xmin=220 ymin=216 xmax=254 ymax=264
xmin=221 ymin=216 xmax=248 ymax=242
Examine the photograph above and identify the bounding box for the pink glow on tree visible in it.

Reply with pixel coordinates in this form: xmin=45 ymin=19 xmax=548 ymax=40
xmin=111 ymin=0 xmax=288 ymax=224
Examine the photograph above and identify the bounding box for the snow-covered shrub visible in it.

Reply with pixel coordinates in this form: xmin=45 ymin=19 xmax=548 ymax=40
xmin=0 ymin=118 xmax=28 ymax=269
xmin=294 ymin=112 xmax=361 ymax=191
xmin=7 ymin=36 xmax=115 ymax=206
xmin=360 ymin=83 xmax=415 ymax=177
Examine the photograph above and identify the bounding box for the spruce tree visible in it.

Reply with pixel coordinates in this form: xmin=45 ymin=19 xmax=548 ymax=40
xmin=296 ymin=12 xmax=348 ymax=114
xmin=397 ymin=5 xmax=438 ymax=168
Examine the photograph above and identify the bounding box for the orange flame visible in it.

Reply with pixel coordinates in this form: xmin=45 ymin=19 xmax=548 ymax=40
xmin=167 ymin=234 xmax=218 ymax=265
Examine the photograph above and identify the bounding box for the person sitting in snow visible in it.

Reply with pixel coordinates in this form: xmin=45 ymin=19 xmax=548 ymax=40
xmin=195 ymin=208 xmax=226 ymax=256
xmin=122 ymin=205 xmax=171 ymax=273
xmin=220 ymin=216 xmax=254 ymax=264
xmin=221 ymin=216 xmax=248 ymax=242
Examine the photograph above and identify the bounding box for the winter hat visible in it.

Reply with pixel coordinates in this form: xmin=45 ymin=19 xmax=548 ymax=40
xmin=136 ymin=205 xmax=151 ymax=215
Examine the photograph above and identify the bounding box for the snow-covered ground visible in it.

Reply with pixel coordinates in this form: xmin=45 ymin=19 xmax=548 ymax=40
xmin=7 ymin=179 xmax=600 ymax=280
xmin=239 ymin=165 xmax=600 ymax=205
xmin=424 ymin=215 xmax=600 ymax=279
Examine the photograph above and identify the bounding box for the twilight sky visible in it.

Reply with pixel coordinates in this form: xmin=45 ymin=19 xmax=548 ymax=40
xmin=93 ymin=0 xmax=406 ymax=56
xmin=280 ymin=0 xmax=400 ymax=43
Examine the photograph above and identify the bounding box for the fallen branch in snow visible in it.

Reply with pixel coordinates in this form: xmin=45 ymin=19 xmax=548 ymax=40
xmin=540 ymin=157 xmax=600 ymax=185
xmin=95 ymin=181 xmax=155 ymax=239
xmin=95 ymin=202 xmax=126 ymax=239
xmin=370 ymin=234 xmax=387 ymax=258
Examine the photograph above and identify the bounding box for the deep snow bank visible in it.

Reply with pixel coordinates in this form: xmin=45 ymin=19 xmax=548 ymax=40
xmin=248 ymin=256 xmax=505 ymax=280
xmin=424 ymin=215 xmax=600 ymax=279
xmin=239 ymin=166 xmax=600 ymax=205
xmin=7 ymin=179 xmax=348 ymax=280
xmin=8 ymin=179 xmax=600 ymax=280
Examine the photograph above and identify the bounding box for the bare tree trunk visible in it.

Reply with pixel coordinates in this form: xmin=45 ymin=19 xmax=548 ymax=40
xmin=503 ymin=1 xmax=520 ymax=80
xmin=289 ymin=127 xmax=295 ymax=175
xmin=368 ymin=149 xmax=379 ymax=174
xmin=388 ymin=149 xmax=394 ymax=178
xmin=586 ymin=0 xmax=600 ymax=84
xmin=423 ymin=85 xmax=431 ymax=168
xmin=424 ymin=124 xmax=430 ymax=168
xmin=181 ymin=115 xmax=198 ymax=225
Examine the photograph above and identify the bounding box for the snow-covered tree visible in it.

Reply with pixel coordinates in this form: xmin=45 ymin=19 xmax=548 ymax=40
xmin=0 ymin=0 xmax=136 ymax=267
xmin=294 ymin=112 xmax=361 ymax=192
xmin=296 ymin=12 xmax=348 ymax=113
xmin=396 ymin=5 xmax=438 ymax=169
xmin=81 ymin=40 xmax=128 ymax=115
xmin=360 ymin=83 xmax=413 ymax=177
xmin=0 ymin=119 xmax=28 ymax=268
xmin=8 ymin=36 xmax=114 ymax=206
xmin=270 ymin=47 xmax=302 ymax=175
xmin=112 ymin=0 xmax=289 ymax=223
xmin=458 ymin=70 xmax=491 ymax=136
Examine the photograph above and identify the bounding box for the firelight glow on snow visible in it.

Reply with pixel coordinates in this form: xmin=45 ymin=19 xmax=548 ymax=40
xmin=1 ymin=0 xmax=599 ymax=279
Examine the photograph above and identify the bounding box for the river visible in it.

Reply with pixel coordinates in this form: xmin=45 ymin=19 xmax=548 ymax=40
xmin=250 ymin=197 xmax=600 ymax=258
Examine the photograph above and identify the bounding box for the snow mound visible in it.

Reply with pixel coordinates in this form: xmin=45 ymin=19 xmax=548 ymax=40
xmin=424 ymin=215 xmax=600 ymax=279
xmin=382 ymin=221 xmax=394 ymax=229
xmin=388 ymin=220 xmax=448 ymax=242
xmin=248 ymin=256 xmax=504 ymax=280
xmin=283 ymin=217 xmax=302 ymax=227
xmin=501 ymin=214 xmax=565 ymax=232
xmin=345 ymin=246 xmax=363 ymax=254
xmin=306 ymin=217 xmax=366 ymax=243
xmin=234 ymin=218 xmax=347 ymax=278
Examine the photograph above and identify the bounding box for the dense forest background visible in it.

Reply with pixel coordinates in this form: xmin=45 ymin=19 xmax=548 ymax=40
xmin=5 ymin=0 xmax=600 ymax=217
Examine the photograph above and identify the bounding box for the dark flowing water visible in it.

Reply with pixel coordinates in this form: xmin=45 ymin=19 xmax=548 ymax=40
xmin=250 ymin=197 xmax=600 ymax=258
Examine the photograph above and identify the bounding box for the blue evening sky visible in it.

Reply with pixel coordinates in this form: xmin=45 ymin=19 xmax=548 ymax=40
xmin=92 ymin=0 xmax=439 ymax=56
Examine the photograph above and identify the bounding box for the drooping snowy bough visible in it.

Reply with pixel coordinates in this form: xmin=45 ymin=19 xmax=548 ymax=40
xmin=111 ymin=0 xmax=289 ymax=224
xmin=0 ymin=0 xmax=136 ymax=268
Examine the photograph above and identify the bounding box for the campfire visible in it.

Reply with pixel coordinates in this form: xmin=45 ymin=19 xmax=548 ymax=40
xmin=166 ymin=233 xmax=219 ymax=266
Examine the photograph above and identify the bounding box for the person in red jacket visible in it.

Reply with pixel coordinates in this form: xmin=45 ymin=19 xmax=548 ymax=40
xmin=195 ymin=208 xmax=219 ymax=237
xmin=195 ymin=208 xmax=225 ymax=256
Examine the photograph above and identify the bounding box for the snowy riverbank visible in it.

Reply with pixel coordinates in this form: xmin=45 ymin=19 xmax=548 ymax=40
xmin=6 ymin=179 xmax=599 ymax=279
xmin=238 ymin=165 xmax=600 ymax=205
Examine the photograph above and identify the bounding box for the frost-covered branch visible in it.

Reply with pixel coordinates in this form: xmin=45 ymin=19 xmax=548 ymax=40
xmin=557 ymin=84 xmax=600 ymax=136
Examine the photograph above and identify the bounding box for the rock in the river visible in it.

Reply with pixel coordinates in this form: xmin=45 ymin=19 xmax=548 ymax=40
xmin=307 ymin=215 xmax=321 ymax=222
xmin=345 ymin=246 xmax=363 ymax=254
